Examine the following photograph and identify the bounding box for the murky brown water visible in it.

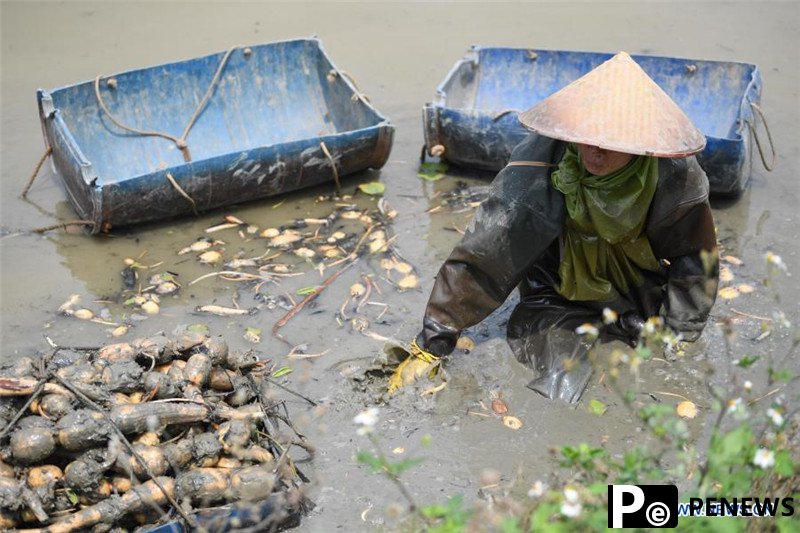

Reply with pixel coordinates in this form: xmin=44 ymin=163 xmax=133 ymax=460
xmin=2 ymin=2 xmax=799 ymax=531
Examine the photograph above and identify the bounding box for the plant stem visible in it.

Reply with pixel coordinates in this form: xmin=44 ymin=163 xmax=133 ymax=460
xmin=367 ymin=434 xmax=420 ymax=513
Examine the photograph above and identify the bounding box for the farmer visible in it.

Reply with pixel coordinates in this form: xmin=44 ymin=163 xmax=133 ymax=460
xmin=390 ymin=52 xmax=719 ymax=402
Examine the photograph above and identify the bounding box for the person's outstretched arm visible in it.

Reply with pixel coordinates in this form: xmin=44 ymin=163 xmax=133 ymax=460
xmin=417 ymin=134 xmax=567 ymax=356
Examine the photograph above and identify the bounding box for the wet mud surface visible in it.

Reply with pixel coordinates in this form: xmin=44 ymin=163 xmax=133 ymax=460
xmin=2 ymin=2 xmax=799 ymax=531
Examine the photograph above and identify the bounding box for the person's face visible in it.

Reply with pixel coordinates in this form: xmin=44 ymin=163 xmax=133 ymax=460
xmin=576 ymin=144 xmax=634 ymax=176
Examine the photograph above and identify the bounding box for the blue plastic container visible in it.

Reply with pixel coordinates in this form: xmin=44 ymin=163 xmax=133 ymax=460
xmin=37 ymin=38 xmax=394 ymax=232
xmin=423 ymin=47 xmax=765 ymax=196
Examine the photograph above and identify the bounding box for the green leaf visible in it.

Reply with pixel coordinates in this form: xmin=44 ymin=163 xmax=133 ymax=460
xmin=358 ymin=181 xmax=385 ymax=195
xmin=635 ymin=344 xmax=652 ymax=359
xmin=187 ymin=323 xmax=210 ymax=334
xmin=418 ymin=162 xmax=449 ymax=181
xmin=272 ymin=366 xmax=293 ymax=378
xmin=296 ymin=286 xmax=318 ymax=296
xmin=356 ymin=451 xmax=387 ymax=474
xmin=387 ymin=457 xmax=424 ymax=476
xmin=737 ymin=355 xmax=760 ymax=368
xmin=588 ymin=399 xmax=607 ymax=416
xmin=245 ymin=326 xmax=262 ymax=336
xmin=65 ymin=488 xmax=79 ymax=505
xmin=774 ymin=450 xmax=795 ymax=477
xmin=711 ymin=425 xmax=753 ymax=465
xmin=769 ymin=368 xmax=793 ymax=382
xmin=499 ymin=517 xmax=522 ymax=533
xmin=123 ymin=298 xmax=137 ymax=306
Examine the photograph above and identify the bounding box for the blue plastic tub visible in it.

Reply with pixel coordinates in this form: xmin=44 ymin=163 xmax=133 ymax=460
xmin=423 ymin=47 xmax=766 ymax=196
xmin=37 ymin=38 xmax=394 ymax=232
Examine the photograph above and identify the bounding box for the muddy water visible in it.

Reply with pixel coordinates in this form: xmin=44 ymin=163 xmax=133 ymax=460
xmin=2 ymin=2 xmax=799 ymax=531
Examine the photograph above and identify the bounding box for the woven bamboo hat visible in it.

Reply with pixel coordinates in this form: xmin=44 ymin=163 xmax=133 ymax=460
xmin=518 ymin=52 xmax=706 ymax=157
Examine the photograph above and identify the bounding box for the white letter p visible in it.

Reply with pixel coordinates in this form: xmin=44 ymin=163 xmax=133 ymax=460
xmin=611 ymin=485 xmax=645 ymax=528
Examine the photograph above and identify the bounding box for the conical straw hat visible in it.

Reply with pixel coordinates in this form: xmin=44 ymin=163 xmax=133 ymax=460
xmin=518 ymin=52 xmax=706 ymax=157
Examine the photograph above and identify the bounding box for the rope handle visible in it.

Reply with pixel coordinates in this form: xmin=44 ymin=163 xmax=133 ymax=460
xmin=747 ymin=101 xmax=776 ymax=171
xmin=329 ymin=69 xmax=370 ymax=103
xmin=94 ymin=45 xmax=241 ymax=163
xmin=492 ymin=109 xmax=522 ymax=122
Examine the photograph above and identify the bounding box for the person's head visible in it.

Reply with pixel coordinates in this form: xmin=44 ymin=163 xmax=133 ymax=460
xmin=576 ymin=144 xmax=634 ymax=176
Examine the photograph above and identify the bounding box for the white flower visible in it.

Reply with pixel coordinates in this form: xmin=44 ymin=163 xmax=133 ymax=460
xmin=765 ymin=252 xmax=787 ymax=272
xmin=527 ymin=480 xmax=545 ymax=498
xmin=563 ymin=487 xmax=580 ymax=503
xmin=753 ymin=448 xmax=775 ymax=469
xmin=602 ymin=308 xmax=618 ymax=325
xmin=353 ymin=407 xmax=379 ymax=435
xmin=767 ymin=408 xmax=785 ymax=427
xmin=575 ymin=323 xmax=599 ymax=337
xmin=743 ymin=380 xmax=753 ymax=392
xmin=561 ymin=501 xmax=582 ymax=518
xmin=560 ymin=487 xmax=582 ymax=517
xmin=727 ymin=397 xmax=744 ymax=414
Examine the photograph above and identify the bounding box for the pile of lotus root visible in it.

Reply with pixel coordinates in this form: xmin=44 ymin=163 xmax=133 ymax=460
xmin=0 ymin=331 xmax=313 ymax=532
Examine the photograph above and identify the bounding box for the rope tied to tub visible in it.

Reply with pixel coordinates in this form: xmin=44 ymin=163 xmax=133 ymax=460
xmin=20 ymin=147 xmax=53 ymax=199
xmin=93 ymin=46 xmax=241 ymax=163
xmin=747 ymin=102 xmax=777 ymax=171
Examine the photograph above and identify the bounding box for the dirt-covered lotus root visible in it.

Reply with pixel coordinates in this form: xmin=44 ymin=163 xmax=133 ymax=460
xmin=96 ymin=343 xmax=135 ymax=363
xmin=163 ymin=437 xmax=194 ymax=468
xmin=142 ymin=371 xmax=181 ymax=399
xmin=27 ymin=464 xmax=63 ymax=489
xmin=27 ymin=464 xmax=63 ymax=509
xmin=184 ymin=353 xmax=212 ymax=387
xmin=109 ymin=401 xmax=208 ymax=434
xmin=55 ymin=363 xmax=98 ymax=385
xmin=39 ymin=393 xmax=74 ymax=419
xmin=100 ymin=360 xmax=144 ymax=393
xmin=64 ymin=454 xmax=108 ymax=493
xmin=230 ymin=465 xmax=275 ymax=501
xmin=166 ymin=360 xmax=187 ymax=382
xmin=234 ymin=445 xmax=274 ymax=464
xmin=10 ymin=419 xmax=56 ymax=463
xmin=203 ymin=335 xmax=229 ymax=365
xmin=192 ymin=432 xmax=222 ymax=467
xmin=17 ymin=415 xmax=54 ymax=431
xmin=175 ymin=331 xmax=208 ymax=353
xmin=56 ymin=409 xmax=111 ymax=450
xmin=217 ymin=420 xmax=253 ymax=452
xmin=143 ymin=334 xmax=180 ymax=364
xmin=177 ymin=467 xmax=229 ymax=503
xmin=208 ymin=367 xmax=235 ymax=392
xmin=225 ymin=350 xmax=259 ymax=370
xmin=115 ymin=444 xmax=170 ymax=478
xmin=227 ymin=376 xmax=256 ymax=406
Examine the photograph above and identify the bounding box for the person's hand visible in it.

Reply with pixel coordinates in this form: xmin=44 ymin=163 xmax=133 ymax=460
xmin=387 ymin=340 xmax=440 ymax=394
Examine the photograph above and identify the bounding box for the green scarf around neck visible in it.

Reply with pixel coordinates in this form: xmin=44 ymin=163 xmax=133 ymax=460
xmin=551 ymin=144 xmax=660 ymax=302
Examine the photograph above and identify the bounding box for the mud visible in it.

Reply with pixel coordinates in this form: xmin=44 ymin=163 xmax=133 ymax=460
xmin=1 ymin=2 xmax=799 ymax=532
